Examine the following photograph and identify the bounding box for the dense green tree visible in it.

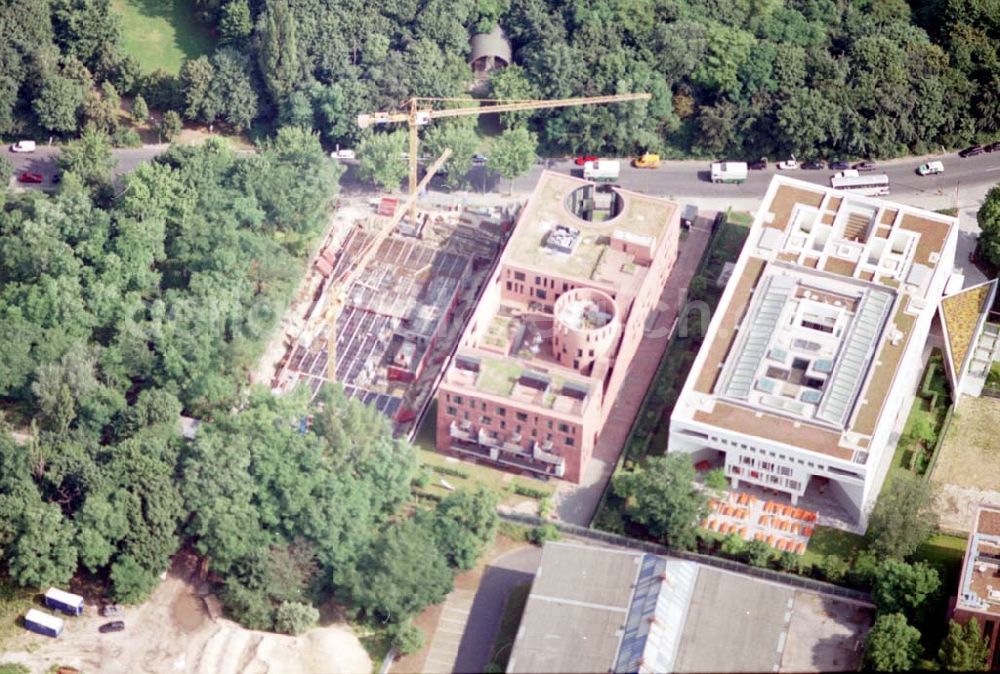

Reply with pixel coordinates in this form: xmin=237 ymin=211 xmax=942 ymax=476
xmin=59 ymin=127 xmax=115 ymax=187
xmin=131 ymin=93 xmax=149 ymax=125
xmin=872 ymin=558 xmax=941 ymax=620
xmin=181 ymin=56 xmax=218 ymax=124
xmin=109 ymin=554 xmax=158 ymax=603
xmin=256 ymin=0 xmax=300 ymax=104
xmin=866 ymin=473 xmax=938 ymax=560
xmin=977 ymin=185 xmax=1000 ymax=269
xmin=275 ymin=600 xmax=319 ymax=635
xmin=863 ymin=613 xmax=923 ymax=672
xmin=159 ymin=110 xmax=182 ymax=141
xmin=357 ymin=131 xmax=408 ymax=191
xmin=6 ymin=498 xmax=79 ymax=587
xmin=938 ymin=618 xmax=990 ymax=671
xmin=390 ymin=619 xmax=425 ymax=655
xmin=219 ymin=0 xmax=253 ymax=43
xmin=342 ymin=516 xmax=454 ymax=624
xmin=34 ymin=75 xmax=85 ymax=134
xmin=422 ymin=119 xmax=479 ymax=189
xmin=433 ymin=488 xmax=498 ymax=570
xmin=207 ymin=47 xmax=259 ymax=131
xmin=490 ymin=127 xmax=537 ymax=193
xmin=612 ymin=454 xmax=707 ymax=550
xmin=489 ymin=65 xmax=538 ymax=129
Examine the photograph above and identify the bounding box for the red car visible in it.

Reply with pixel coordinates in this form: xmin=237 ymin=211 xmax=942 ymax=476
xmin=18 ymin=172 xmax=44 ymax=183
xmin=574 ymin=155 xmax=598 ymax=165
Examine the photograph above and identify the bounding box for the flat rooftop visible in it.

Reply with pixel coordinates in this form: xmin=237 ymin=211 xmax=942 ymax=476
xmin=679 ymin=177 xmax=956 ymax=462
xmin=507 ymin=541 xmax=872 ymax=674
xmin=958 ymin=505 xmax=1000 ymax=616
xmin=504 ymin=171 xmax=677 ymax=285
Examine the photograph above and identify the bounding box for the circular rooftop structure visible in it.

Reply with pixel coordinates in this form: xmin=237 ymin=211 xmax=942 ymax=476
xmin=552 ymin=288 xmax=619 ymax=373
xmin=565 ymin=184 xmax=625 ymax=224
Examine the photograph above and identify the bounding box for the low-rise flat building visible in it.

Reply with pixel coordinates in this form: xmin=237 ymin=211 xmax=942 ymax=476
xmin=952 ymin=504 xmax=1000 ymax=669
xmin=435 ymin=171 xmax=680 ymax=482
xmin=670 ymin=176 xmax=958 ymax=525
xmin=507 ymin=541 xmax=872 ymax=673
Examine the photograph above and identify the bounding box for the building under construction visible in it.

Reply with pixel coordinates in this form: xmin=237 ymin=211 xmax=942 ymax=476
xmin=270 ymin=197 xmax=511 ymax=433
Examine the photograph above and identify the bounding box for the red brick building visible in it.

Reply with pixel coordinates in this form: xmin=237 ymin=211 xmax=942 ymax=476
xmin=952 ymin=504 xmax=1000 ymax=669
xmin=435 ymin=171 xmax=680 ymax=482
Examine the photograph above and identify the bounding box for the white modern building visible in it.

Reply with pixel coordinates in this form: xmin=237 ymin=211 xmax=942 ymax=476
xmin=669 ymin=176 xmax=958 ymax=527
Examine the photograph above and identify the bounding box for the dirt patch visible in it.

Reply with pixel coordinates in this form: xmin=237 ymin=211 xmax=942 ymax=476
xmin=932 ymin=396 xmax=1000 ymax=491
xmin=780 ymin=593 xmax=872 ymax=672
xmin=1 ymin=567 xmax=371 ymax=674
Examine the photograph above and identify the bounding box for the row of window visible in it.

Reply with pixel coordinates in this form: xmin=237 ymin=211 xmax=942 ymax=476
xmin=444 ymin=395 xmax=573 ymax=434
xmin=713 ymin=435 xmax=826 ymax=472
xmin=728 ymin=465 xmax=800 ymax=492
xmin=738 ymin=455 xmax=793 ymax=476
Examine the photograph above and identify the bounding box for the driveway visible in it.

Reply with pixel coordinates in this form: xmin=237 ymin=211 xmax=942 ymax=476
xmin=446 ymin=546 xmax=541 ymax=674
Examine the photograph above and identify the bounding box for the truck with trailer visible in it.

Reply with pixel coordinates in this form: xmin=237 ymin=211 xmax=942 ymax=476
xmin=45 ymin=587 xmax=84 ymax=616
xmin=583 ymin=160 xmax=620 ymax=183
xmin=710 ymin=161 xmax=749 ymax=184
xmin=24 ymin=609 xmax=64 ymax=638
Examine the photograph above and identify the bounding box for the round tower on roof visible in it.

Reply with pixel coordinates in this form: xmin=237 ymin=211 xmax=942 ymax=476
xmin=552 ymin=288 xmax=619 ymax=373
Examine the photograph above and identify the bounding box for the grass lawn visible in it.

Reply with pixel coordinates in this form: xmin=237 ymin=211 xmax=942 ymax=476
xmin=0 ymin=575 xmax=35 ymax=650
xmin=112 ymin=0 xmax=213 ymax=74
xmin=486 ymin=583 xmax=531 ymax=671
xmin=801 ymin=526 xmax=867 ymax=567
xmin=413 ymin=401 xmax=555 ymax=505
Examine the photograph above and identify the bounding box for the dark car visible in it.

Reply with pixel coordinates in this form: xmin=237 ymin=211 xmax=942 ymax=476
xmin=959 ymin=145 xmax=985 ymax=158
xmin=574 ymin=155 xmax=598 ymax=166
xmin=983 ymin=141 xmax=1000 ymax=153
xmin=98 ymin=620 xmax=125 ymax=633
xmin=18 ymin=172 xmax=44 ymax=183
xmin=852 ymin=161 xmax=877 ymax=171
xmin=829 ymin=160 xmax=850 ymax=170
xmin=749 ymin=157 xmax=768 ymax=170
xmin=802 ymin=160 xmax=825 ymax=170
xmin=52 ymin=172 xmax=62 ymax=184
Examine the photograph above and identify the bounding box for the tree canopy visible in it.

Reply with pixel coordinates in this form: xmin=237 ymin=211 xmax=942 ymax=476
xmin=612 ymin=453 xmax=707 ymax=550
xmin=863 ymin=613 xmax=924 ymax=672
xmin=866 ymin=473 xmax=938 ymax=561
xmin=938 ymin=618 xmax=990 ymax=672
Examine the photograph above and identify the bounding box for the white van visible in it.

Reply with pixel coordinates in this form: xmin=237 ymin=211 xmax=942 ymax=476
xmin=917 ymin=161 xmax=944 ymax=176
xmin=10 ymin=140 xmax=36 ymax=153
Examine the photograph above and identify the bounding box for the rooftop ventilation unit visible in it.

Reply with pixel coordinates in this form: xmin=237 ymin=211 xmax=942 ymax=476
xmin=545 ymin=224 xmax=581 ymax=254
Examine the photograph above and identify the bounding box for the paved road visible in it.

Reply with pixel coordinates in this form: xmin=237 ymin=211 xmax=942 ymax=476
xmin=450 ymin=546 xmax=541 ymax=674
xmin=8 ymin=141 xmax=1000 ymax=213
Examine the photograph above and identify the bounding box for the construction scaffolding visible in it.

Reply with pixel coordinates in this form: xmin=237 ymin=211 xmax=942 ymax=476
xmin=270 ymin=198 xmax=514 ymax=432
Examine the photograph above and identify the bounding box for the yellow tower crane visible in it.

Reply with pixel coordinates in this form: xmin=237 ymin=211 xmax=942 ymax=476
xmin=315 ymin=149 xmax=453 ymax=382
xmin=357 ymin=93 xmax=652 ymax=225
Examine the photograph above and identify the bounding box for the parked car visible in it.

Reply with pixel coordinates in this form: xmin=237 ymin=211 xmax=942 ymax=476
xmin=633 ymin=153 xmax=661 ymax=168
xmin=10 ymin=140 xmax=36 ymax=153
xmin=18 ymin=172 xmax=44 ymax=183
xmin=917 ymin=161 xmax=944 ymax=176
xmin=471 ymin=153 xmax=488 ymax=165
xmin=959 ymin=145 xmax=985 ymax=158
xmin=802 ymin=160 xmax=825 ymax=170
xmin=330 ymin=148 xmax=355 ymax=160
xmin=749 ymin=157 xmax=768 ymax=170
xmin=574 ymin=155 xmax=598 ymax=166
xmin=98 ymin=621 xmax=125 ymax=633
xmin=100 ymin=604 xmax=123 ymax=618
xmin=777 ymin=157 xmax=799 ymax=170
xmin=853 ymin=160 xmax=877 ymax=171
xmin=829 ymin=160 xmax=850 ymax=170
xmin=985 ymin=141 xmax=1000 ymax=153
xmin=52 ymin=173 xmax=62 ymax=184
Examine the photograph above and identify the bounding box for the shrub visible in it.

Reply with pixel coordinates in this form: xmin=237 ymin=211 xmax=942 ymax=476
xmin=513 ymin=484 xmax=548 ymax=499
xmin=744 ymin=539 xmax=772 ymax=568
xmin=529 ymin=523 xmax=560 ymax=544
xmin=111 ymin=126 xmax=142 ymax=148
xmin=819 ymin=554 xmax=850 ymax=583
xmin=704 ymin=469 xmax=728 ymax=491
xmin=777 ymin=551 xmax=799 ymax=573
xmin=720 ymin=534 xmax=746 ymax=559
xmin=275 ymin=600 xmax=319 ymax=635
xmin=432 ymin=465 xmax=469 ymax=479
xmin=390 ymin=620 xmax=425 ymax=656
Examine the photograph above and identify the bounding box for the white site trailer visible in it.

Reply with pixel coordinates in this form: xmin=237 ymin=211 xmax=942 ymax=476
xmin=710 ymin=161 xmax=749 ymax=184
xmin=583 ymin=160 xmax=621 ymax=183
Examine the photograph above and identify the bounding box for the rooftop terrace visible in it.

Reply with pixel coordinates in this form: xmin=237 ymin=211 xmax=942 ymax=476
xmin=504 ymin=172 xmax=676 ymax=283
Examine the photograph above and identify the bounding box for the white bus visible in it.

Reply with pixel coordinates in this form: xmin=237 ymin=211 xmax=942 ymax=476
xmin=829 ymin=171 xmax=890 ymax=196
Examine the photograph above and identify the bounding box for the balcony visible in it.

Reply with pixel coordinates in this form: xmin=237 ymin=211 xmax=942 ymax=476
xmin=449 ymin=421 xmax=473 ymax=442
xmin=478 ymin=428 xmax=501 ymax=447
xmin=533 ymin=441 xmax=566 ymax=478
